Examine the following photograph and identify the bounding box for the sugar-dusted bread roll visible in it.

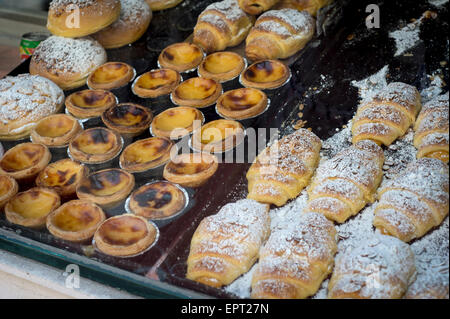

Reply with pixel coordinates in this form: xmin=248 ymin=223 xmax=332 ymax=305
xmin=186 ymin=199 xmax=270 ymax=288
xmin=328 ymin=234 xmax=416 ymax=299
xmin=238 ymin=0 xmax=281 ymax=15
xmin=193 ymin=0 xmax=255 ymax=53
xmin=274 ymin=0 xmax=333 ymax=16
xmin=373 ymin=158 xmax=449 ymax=242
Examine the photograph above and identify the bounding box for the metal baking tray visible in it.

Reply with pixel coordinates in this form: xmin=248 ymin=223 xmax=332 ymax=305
xmin=0 ymin=0 xmax=448 ymax=298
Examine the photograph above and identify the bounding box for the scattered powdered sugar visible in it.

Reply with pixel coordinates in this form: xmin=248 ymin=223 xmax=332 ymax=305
xmin=351 ymin=65 xmax=389 ymax=104
xmin=202 ymin=0 xmax=247 ymax=22
xmin=428 ymin=0 xmax=449 ymax=7
xmin=258 ymin=9 xmax=315 ymax=35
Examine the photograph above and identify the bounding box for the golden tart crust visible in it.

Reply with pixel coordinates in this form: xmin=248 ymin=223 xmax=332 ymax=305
xmin=240 ymin=60 xmax=291 ymax=90
xmin=101 ymin=103 xmax=153 ymax=136
xmin=66 ymin=89 xmax=118 ymax=119
xmin=76 ymin=168 xmax=135 ymax=208
xmin=191 ymin=119 xmax=245 ymax=153
xmin=216 ymin=88 xmax=268 ymax=120
xmin=120 ymin=137 xmax=175 ymax=173
xmin=93 ymin=214 xmax=158 ymax=257
xmin=46 ymin=200 xmax=106 ymax=242
xmin=30 ymin=114 xmax=82 ymax=147
xmin=5 ymin=187 xmax=61 ymax=228
xmin=35 ymin=159 xmax=88 ymax=198
xmin=0 ymin=143 xmax=51 ymax=181
xmin=198 ymin=51 xmax=245 ymax=83
xmin=151 ymin=107 xmax=204 ymax=140
xmin=132 ymin=69 xmax=181 ymax=98
xmin=0 ymin=175 xmax=19 ymax=210
xmin=69 ymin=127 xmax=123 ymax=164
xmin=163 ymin=152 xmax=219 ymax=188
xmin=158 ymin=42 xmax=204 ymax=73
xmin=128 ymin=181 xmax=187 ymax=220
xmin=171 ymin=77 xmax=222 ymax=108
xmin=87 ymin=62 xmax=136 ymax=90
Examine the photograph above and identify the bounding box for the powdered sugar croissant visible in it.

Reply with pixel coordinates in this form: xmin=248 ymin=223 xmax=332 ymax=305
xmin=274 ymin=0 xmax=334 ymax=16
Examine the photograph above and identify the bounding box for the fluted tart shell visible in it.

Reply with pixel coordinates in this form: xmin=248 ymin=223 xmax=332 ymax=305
xmin=171 ymin=77 xmax=222 ymax=108
xmin=151 ymin=107 xmax=204 ymax=139
xmin=132 ymin=69 xmax=181 ymax=98
xmin=240 ymin=60 xmax=291 ymax=90
xmin=191 ymin=119 xmax=245 ymax=153
xmin=87 ymin=62 xmax=136 ymax=90
xmin=216 ymin=88 xmax=268 ymax=120
xmin=66 ymin=89 xmax=118 ymax=119
xmin=198 ymin=51 xmax=245 ymax=83
xmin=158 ymin=42 xmax=204 ymax=73
xmin=31 ymin=114 xmax=82 ymax=147
xmin=0 ymin=175 xmax=19 ymax=210
xmin=101 ymin=103 xmax=153 ymax=136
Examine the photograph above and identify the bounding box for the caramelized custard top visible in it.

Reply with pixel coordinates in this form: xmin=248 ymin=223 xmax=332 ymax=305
xmin=98 ymin=215 xmax=150 ymax=246
xmin=0 ymin=143 xmax=46 ymax=172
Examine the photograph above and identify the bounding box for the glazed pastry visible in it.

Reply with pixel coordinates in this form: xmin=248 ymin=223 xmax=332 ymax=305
xmin=4 ymin=187 xmax=61 ymax=228
xmin=35 ymin=159 xmax=88 ymax=198
xmin=190 ymin=119 xmax=245 ymax=153
xmin=47 ymin=0 xmax=121 ymax=38
xmin=150 ymin=107 xmax=204 ymax=140
xmin=145 ymin=0 xmax=183 ymax=11
xmin=127 ymin=181 xmax=187 ymax=220
xmin=186 ymin=199 xmax=270 ymax=288
xmin=216 ymin=88 xmax=268 ymax=120
xmin=87 ymin=62 xmax=136 ymax=91
xmin=352 ymin=82 xmax=422 ymax=146
xmin=328 ymin=234 xmax=416 ymax=299
xmin=46 ymin=200 xmax=106 ymax=242
xmin=158 ymin=42 xmax=204 ymax=73
xmin=198 ymin=51 xmax=246 ymax=83
xmin=247 ymin=128 xmax=321 ymax=207
xmin=238 ymin=0 xmax=281 ymax=15
xmin=93 ymin=214 xmax=159 ymax=257
xmin=413 ymin=92 xmax=449 ymax=163
xmin=30 ymin=114 xmax=82 ymax=148
xmin=274 ymin=0 xmax=334 ymax=16
xmin=163 ymin=152 xmax=219 ymax=188
xmin=171 ymin=77 xmax=222 ymax=108
xmin=0 ymin=175 xmax=19 ymax=210
xmin=76 ymin=168 xmax=135 ymax=208
xmin=101 ymin=103 xmax=153 ymax=137
xmin=119 ymin=137 xmax=175 ymax=173
xmin=193 ymin=0 xmax=255 ymax=53
xmin=251 ymin=212 xmax=337 ymax=299
xmin=30 ymin=36 xmax=107 ymax=90
xmin=69 ymin=127 xmax=123 ymax=164
xmin=245 ymin=9 xmax=315 ymax=61
xmin=92 ymin=0 xmax=152 ymax=49
xmin=240 ymin=60 xmax=291 ymax=90
xmin=0 ymin=74 xmax=64 ymax=141
xmin=373 ymin=158 xmax=449 ymax=242
xmin=0 ymin=143 xmax=51 ymax=182
xmin=132 ymin=69 xmax=181 ymax=98
xmin=306 ymin=140 xmax=384 ymax=223
xmin=65 ymin=89 xmax=118 ymax=119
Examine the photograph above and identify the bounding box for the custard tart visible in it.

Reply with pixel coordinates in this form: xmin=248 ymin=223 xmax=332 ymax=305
xmin=163 ymin=152 xmax=219 ymax=188
xmin=0 ymin=175 xmax=19 ymax=210
xmin=101 ymin=103 xmax=153 ymax=137
xmin=35 ymin=159 xmax=88 ymax=198
xmin=76 ymin=168 xmax=135 ymax=208
xmin=66 ymin=89 xmax=118 ymax=119
xmin=150 ymin=107 xmax=204 ymax=140
xmin=69 ymin=127 xmax=123 ymax=164
xmin=87 ymin=62 xmax=136 ymax=90
xmin=127 ymin=181 xmax=187 ymax=221
xmin=5 ymin=187 xmax=60 ymax=228
xmin=132 ymin=69 xmax=181 ymax=98
xmin=120 ymin=137 xmax=175 ymax=173
xmin=158 ymin=42 xmax=204 ymax=73
xmin=216 ymin=88 xmax=268 ymax=120
xmin=93 ymin=214 xmax=159 ymax=257
xmin=191 ymin=119 xmax=246 ymax=153
xmin=171 ymin=77 xmax=222 ymax=108
xmin=240 ymin=60 xmax=291 ymax=90
xmin=0 ymin=143 xmax=51 ymax=182
xmin=46 ymin=200 xmax=106 ymax=242
xmin=30 ymin=114 xmax=83 ymax=148
xmin=198 ymin=51 xmax=246 ymax=83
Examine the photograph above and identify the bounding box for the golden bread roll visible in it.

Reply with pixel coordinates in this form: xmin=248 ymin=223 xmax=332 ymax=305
xmin=29 ymin=36 xmax=107 ymax=90
xmin=93 ymin=0 xmax=152 ymax=49
xmin=251 ymin=212 xmax=337 ymax=299
xmin=193 ymin=0 xmax=255 ymax=53
xmin=274 ymin=0 xmax=333 ymax=16
xmin=238 ymin=0 xmax=281 ymax=15
xmin=373 ymin=158 xmax=449 ymax=242
xmin=0 ymin=74 xmax=64 ymax=141
xmin=245 ymin=9 xmax=315 ymax=61
xmin=145 ymin=0 xmax=183 ymax=11
xmin=47 ymin=0 xmax=121 ymax=38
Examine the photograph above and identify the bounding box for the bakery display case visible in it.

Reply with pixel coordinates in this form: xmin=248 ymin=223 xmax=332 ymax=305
xmin=0 ymin=0 xmax=448 ymax=299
